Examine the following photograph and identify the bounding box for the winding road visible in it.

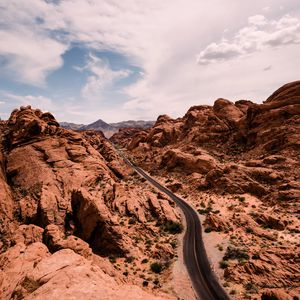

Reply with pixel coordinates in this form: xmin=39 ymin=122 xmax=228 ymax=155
xmin=123 ymin=157 xmax=230 ymax=300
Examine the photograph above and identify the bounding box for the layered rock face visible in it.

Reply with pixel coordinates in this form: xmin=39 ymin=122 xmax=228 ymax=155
xmin=0 ymin=106 xmax=180 ymax=300
xmin=115 ymin=81 xmax=300 ymax=299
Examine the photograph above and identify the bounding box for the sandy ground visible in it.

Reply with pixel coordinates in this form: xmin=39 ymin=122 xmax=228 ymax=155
xmin=202 ymin=230 xmax=229 ymax=283
xmin=164 ymin=210 xmax=197 ymax=300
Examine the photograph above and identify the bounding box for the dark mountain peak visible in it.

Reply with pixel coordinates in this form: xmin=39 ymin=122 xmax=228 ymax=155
xmin=84 ymin=119 xmax=112 ymax=130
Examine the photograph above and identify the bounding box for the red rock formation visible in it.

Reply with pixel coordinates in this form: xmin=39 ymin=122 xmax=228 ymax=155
xmin=0 ymin=106 xmax=180 ymax=299
xmin=125 ymin=81 xmax=300 ymax=203
xmin=121 ymin=81 xmax=300 ymax=299
xmin=110 ymin=128 xmax=147 ymax=149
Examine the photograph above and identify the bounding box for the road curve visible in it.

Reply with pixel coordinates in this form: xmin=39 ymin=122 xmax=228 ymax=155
xmin=124 ymin=158 xmax=230 ymax=300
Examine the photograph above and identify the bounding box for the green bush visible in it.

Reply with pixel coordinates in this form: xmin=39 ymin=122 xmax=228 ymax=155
xmin=142 ymin=280 xmax=149 ymax=287
xmin=128 ymin=218 xmax=136 ymax=225
xmin=170 ymin=241 xmax=177 ymax=249
xmin=217 ymin=244 xmax=223 ymax=251
xmin=261 ymin=292 xmax=278 ymax=300
xmin=141 ymin=258 xmax=148 ymax=264
xmin=245 ymin=282 xmax=258 ymax=294
xmin=223 ymin=246 xmax=249 ymax=261
xmin=245 ymin=227 xmax=253 ymax=233
xmin=109 ymin=256 xmax=116 ymax=263
xmin=197 ymin=207 xmax=213 ymax=215
xmin=150 ymin=262 xmax=163 ymax=274
xmin=125 ymin=256 xmax=135 ymax=263
xmin=161 ymin=221 xmax=183 ymax=234
xmin=237 ymin=196 xmax=245 ymax=202
xmin=219 ymin=260 xmax=229 ymax=269
xmin=204 ymin=227 xmax=212 ymax=233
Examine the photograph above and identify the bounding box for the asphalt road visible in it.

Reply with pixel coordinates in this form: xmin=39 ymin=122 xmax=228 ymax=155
xmin=123 ymin=158 xmax=230 ymax=300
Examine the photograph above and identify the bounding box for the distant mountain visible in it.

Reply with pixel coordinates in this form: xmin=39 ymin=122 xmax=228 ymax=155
xmin=84 ymin=119 xmax=112 ymax=131
xmin=59 ymin=122 xmax=85 ymax=130
xmin=110 ymin=120 xmax=155 ymax=129
xmin=60 ymin=119 xmax=154 ymax=138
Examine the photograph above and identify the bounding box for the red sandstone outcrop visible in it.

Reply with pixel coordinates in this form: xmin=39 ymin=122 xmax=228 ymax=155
xmin=0 ymin=106 xmax=179 ymax=299
xmin=110 ymin=128 xmax=147 ymax=149
xmin=119 ymin=81 xmax=300 ymax=299
xmin=124 ymin=82 xmax=300 ymax=202
xmin=161 ymin=149 xmax=217 ymax=174
xmin=0 ymin=245 xmax=170 ymax=300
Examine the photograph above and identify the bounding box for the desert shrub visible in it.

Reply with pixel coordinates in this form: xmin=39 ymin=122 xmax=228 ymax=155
xmin=245 ymin=282 xmax=258 ymax=293
xmin=237 ymin=196 xmax=246 ymax=202
xmin=223 ymin=246 xmax=249 ymax=261
xmin=150 ymin=262 xmax=163 ymax=274
xmin=170 ymin=241 xmax=177 ymax=249
xmin=123 ymin=271 xmax=128 ymax=277
xmin=217 ymin=244 xmax=224 ymax=251
xmin=227 ymin=204 xmax=236 ymax=211
xmin=261 ymin=292 xmax=278 ymax=300
xmin=109 ymin=256 xmax=116 ymax=263
xmin=246 ymin=227 xmax=253 ymax=233
xmin=142 ymin=280 xmax=149 ymax=287
xmin=219 ymin=260 xmax=229 ymax=269
xmin=125 ymin=256 xmax=135 ymax=263
xmin=161 ymin=221 xmax=183 ymax=234
xmin=204 ymin=227 xmax=212 ymax=233
xmin=128 ymin=218 xmax=136 ymax=225
xmin=197 ymin=207 xmax=213 ymax=214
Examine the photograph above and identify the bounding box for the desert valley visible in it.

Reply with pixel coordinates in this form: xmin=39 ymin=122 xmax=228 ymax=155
xmin=0 ymin=81 xmax=299 ymax=300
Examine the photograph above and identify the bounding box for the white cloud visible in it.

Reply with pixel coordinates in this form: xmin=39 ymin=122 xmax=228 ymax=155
xmin=248 ymin=15 xmax=268 ymax=26
xmin=197 ymin=14 xmax=300 ymax=64
xmin=0 ymin=0 xmax=300 ymax=122
xmin=0 ymin=29 xmax=67 ymax=85
xmin=79 ymin=54 xmax=131 ymax=100
xmin=0 ymin=0 xmax=68 ymax=85
xmin=1 ymin=92 xmax=55 ymax=111
xmin=262 ymin=6 xmax=271 ymax=12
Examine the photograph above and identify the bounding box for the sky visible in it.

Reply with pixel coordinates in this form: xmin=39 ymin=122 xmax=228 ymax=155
xmin=0 ymin=0 xmax=299 ymax=123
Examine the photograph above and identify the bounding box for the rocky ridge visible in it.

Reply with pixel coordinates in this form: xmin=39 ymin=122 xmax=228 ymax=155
xmin=0 ymin=106 xmax=181 ymax=300
xmin=112 ymin=81 xmax=300 ymax=299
